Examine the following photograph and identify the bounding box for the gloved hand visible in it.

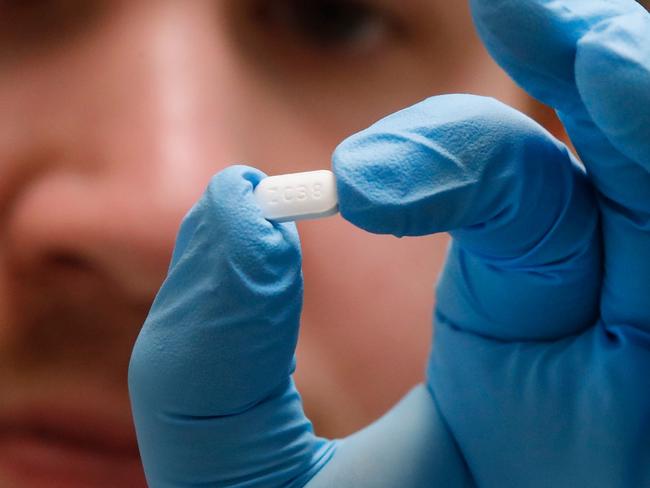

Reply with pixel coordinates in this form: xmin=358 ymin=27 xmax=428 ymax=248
xmin=128 ymin=1 xmax=650 ymax=486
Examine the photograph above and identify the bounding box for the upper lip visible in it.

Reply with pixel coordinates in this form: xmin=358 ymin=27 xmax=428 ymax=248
xmin=0 ymin=403 xmax=140 ymax=459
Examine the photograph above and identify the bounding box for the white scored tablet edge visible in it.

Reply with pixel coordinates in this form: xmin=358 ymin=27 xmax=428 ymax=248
xmin=254 ymin=170 xmax=339 ymax=222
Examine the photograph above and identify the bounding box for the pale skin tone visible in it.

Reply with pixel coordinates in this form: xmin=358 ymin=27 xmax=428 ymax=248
xmin=0 ymin=1 xmax=562 ymax=486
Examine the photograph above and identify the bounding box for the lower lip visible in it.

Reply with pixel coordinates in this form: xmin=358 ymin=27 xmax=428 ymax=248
xmin=0 ymin=435 xmax=146 ymax=488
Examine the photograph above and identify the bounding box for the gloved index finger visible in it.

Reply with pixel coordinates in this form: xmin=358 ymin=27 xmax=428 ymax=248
xmin=333 ymin=95 xmax=601 ymax=342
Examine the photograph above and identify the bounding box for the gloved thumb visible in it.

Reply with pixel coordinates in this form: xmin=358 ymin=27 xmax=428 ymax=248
xmin=129 ymin=165 xmax=330 ymax=487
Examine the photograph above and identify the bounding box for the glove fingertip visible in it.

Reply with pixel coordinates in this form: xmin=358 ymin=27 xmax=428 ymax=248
xmin=469 ymin=0 xmax=581 ymax=107
xmin=575 ymin=11 xmax=650 ymax=169
xmin=332 ymin=136 xmax=399 ymax=235
xmin=469 ymin=0 xmax=645 ymax=113
xmin=207 ymin=164 xmax=302 ymax=262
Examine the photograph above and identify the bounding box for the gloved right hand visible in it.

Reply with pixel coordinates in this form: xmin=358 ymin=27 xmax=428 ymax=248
xmin=128 ymin=1 xmax=650 ymax=486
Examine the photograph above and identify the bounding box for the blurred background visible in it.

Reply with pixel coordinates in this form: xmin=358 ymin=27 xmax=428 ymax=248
xmin=0 ymin=1 xmax=582 ymax=487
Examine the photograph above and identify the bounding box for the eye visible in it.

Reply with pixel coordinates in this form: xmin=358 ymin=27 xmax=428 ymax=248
xmin=251 ymin=0 xmax=395 ymax=52
xmin=0 ymin=0 xmax=102 ymax=53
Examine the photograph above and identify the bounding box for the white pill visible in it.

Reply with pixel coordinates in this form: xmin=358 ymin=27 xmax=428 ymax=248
xmin=254 ymin=170 xmax=339 ymax=222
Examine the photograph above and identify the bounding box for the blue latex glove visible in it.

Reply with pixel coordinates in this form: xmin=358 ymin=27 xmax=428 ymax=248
xmin=128 ymin=1 xmax=650 ymax=486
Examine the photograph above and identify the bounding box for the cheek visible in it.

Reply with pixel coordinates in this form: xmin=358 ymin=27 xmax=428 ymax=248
xmin=295 ymin=214 xmax=449 ymax=436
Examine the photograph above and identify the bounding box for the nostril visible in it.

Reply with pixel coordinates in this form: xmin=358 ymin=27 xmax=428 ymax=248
xmin=41 ymin=250 xmax=97 ymax=277
xmin=46 ymin=251 xmax=90 ymax=269
xmin=28 ymin=249 xmax=115 ymax=301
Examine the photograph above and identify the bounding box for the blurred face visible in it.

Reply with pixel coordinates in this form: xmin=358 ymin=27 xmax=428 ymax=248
xmin=0 ymin=1 xmax=546 ymax=486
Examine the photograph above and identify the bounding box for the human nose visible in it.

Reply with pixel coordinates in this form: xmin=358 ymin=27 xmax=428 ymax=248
xmin=3 ymin=2 xmax=239 ymax=304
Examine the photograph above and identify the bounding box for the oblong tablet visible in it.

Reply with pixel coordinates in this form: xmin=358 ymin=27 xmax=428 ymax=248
xmin=254 ymin=170 xmax=339 ymax=222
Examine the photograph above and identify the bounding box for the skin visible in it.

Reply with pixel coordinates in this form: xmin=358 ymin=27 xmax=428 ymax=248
xmin=0 ymin=1 xmax=562 ymax=486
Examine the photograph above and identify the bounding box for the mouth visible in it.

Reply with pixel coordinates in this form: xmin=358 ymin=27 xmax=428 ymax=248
xmin=0 ymin=404 xmax=145 ymax=488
